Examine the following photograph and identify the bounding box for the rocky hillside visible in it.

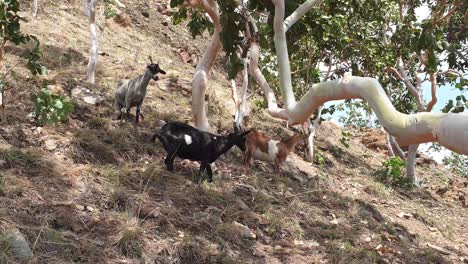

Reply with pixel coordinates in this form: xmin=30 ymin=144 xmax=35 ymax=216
xmin=0 ymin=0 xmax=467 ymax=263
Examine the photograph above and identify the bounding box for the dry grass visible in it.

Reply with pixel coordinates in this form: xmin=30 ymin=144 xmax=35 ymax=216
xmin=71 ymin=132 xmax=117 ymax=164
xmin=116 ymin=225 xmax=144 ymax=259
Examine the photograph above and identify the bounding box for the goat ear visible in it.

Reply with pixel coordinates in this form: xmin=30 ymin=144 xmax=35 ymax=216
xmin=159 ymin=69 xmax=166 ymax=74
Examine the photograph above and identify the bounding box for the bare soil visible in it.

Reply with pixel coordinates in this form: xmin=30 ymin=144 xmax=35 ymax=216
xmin=0 ymin=1 xmax=467 ymax=263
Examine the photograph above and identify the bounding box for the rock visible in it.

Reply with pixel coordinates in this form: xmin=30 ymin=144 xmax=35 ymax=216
xmin=141 ymin=11 xmax=150 ymax=18
xmin=115 ymin=13 xmax=131 ymax=27
xmin=292 ymin=174 xmax=307 ymax=184
xmin=162 ymin=21 xmax=168 ymax=26
xmin=427 ymin=243 xmax=454 ymax=255
xmin=71 ymin=87 xmax=104 ymax=105
xmin=75 ymin=204 xmax=85 ymax=211
xmin=294 ymin=239 xmax=319 ymax=248
xmin=47 ymin=84 xmax=64 ymax=95
xmin=234 ymin=198 xmax=249 ymax=210
xmin=113 ymin=0 xmax=125 ymax=8
xmin=5 ymin=229 xmax=33 ymax=259
xmin=375 ymin=244 xmax=397 ymax=255
xmin=233 ymin=183 xmax=257 ymax=197
xmin=428 ymin=227 xmax=438 ymax=232
xmin=44 ymin=139 xmax=57 ymax=151
xmin=397 ymin=212 xmax=412 ymax=219
xmin=157 ymin=4 xmax=167 ymax=13
xmin=86 ymin=205 xmax=95 ymax=212
xmin=232 ymin=221 xmax=256 ymax=239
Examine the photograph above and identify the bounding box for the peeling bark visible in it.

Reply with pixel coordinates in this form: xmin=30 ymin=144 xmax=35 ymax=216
xmin=85 ymin=0 xmax=98 ymax=84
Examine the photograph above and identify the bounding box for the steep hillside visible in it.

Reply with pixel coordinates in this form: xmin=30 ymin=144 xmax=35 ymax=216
xmin=0 ymin=1 xmax=467 ymax=263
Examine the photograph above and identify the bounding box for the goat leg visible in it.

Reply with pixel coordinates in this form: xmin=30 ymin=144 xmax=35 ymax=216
xmin=136 ymin=108 xmax=141 ymax=123
xmin=197 ymin=162 xmax=207 ymax=183
xmin=274 ymin=159 xmax=281 ymax=173
xmin=205 ymin=164 xmax=213 ymax=182
xmin=114 ymin=103 xmax=123 ymax=120
xmin=164 ymin=150 xmax=177 ymax=171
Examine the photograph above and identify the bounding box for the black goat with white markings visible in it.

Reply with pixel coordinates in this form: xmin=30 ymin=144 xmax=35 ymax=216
xmin=151 ymin=121 xmax=251 ymax=182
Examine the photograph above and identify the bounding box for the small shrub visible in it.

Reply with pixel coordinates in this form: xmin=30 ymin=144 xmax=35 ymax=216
xmin=315 ymin=153 xmax=326 ymax=166
xmin=110 ymin=188 xmax=129 ymax=211
xmin=175 ymin=236 xmax=215 ymax=264
xmin=117 ymin=227 xmax=144 ymax=259
xmin=86 ymin=117 xmax=106 ymax=129
xmin=30 ymin=89 xmax=74 ymax=125
xmin=375 ymin=157 xmax=411 ymax=187
xmin=339 ymin=131 xmax=352 ymax=148
xmin=251 ymin=97 xmax=267 ymax=109
xmin=443 ymin=153 xmax=468 ymax=177
xmin=104 ymin=5 xmax=118 ymax=19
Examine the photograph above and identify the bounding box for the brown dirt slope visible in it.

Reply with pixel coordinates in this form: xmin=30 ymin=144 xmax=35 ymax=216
xmin=0 ymin=0 xmax=467 ymax=263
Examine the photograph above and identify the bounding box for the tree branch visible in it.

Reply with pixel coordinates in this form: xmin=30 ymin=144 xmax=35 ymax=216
xmin=190 ymin=0 xmax=222 ymax=130
xmin=284 ymin=0 xmax=323 ymax=31
xmin=425 ymin=72 xmax=437 ymax=112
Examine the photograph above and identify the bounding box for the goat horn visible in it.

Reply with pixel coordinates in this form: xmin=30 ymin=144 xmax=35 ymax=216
xmin=148 ymin=56 xmax=154 ymax=64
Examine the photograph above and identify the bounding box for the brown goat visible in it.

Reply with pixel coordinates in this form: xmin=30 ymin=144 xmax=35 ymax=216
xmin=244 ymin=128 xmax=304 ymax=171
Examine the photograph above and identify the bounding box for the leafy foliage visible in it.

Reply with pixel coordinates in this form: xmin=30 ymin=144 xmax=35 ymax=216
xmin=376 ymin=157 xmax=412 ymax=187
xmin=441 ymin=95 xmax=467 ymax=113
xmin=104 ymin=4 xmax=118 ymax=19
xmin=187 ymin=10 xmax=214 ymax=38
xmin=443 ymin=153 xmax=468 ymax=177
xmin=0 ymin=0 xmax=46 ymax=107
xmin=26 ymin=37 xmax=47 ymax=75
xmin=30 ymin=89 xmax=74 ymax=125
xmin=339 ymin=131 xmax=352 ymax=148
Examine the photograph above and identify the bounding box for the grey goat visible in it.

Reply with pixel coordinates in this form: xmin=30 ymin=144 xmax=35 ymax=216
xmin=115 ymin=57 xmax=166 ymax=123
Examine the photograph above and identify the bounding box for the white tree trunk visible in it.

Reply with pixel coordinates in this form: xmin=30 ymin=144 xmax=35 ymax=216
xmin=85 ymin=0 xmax=98 ymax=84
xmin=249 ymin=42 xmax=289 ymax=120
xmin=231 ymin=79 xmax=240 ymax=123
xmin=236 ymin=59 xmax=249 ymax=127
xmin=272 ymin=0 xmax=296 ymax=111
xmin=306 ymin=107 xmax=321 ymax=161
xmin=406 ymin=144 xmax=420 ymax=186
xmin=191 ymin=0 xmax=221 ymax=131
xmin=33 ymin=0 xmax=39 ymax=17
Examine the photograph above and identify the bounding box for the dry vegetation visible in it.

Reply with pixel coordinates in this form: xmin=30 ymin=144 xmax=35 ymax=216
xmin=0 ymin=0 xmax=467 ymax=263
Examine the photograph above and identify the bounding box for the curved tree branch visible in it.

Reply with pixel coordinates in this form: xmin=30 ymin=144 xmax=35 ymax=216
xmin=284 ymin=0 xmax=323 ymax=31
xmin=283 ymin=76 xmax=468 ymax=155
xmin=425 ymin=73 xmax=438 ymax=112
